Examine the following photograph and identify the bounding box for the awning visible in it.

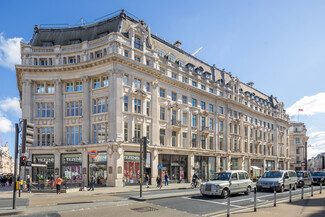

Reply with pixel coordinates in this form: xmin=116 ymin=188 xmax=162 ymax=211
xmin=251 ymin=166 xmax=261 ymax=170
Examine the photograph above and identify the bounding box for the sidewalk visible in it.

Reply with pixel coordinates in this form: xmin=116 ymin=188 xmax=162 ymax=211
xmin=0 ymin=198 xmax=28 ymax=216
xmin=230 ymin=192 xmax=325 ymax=217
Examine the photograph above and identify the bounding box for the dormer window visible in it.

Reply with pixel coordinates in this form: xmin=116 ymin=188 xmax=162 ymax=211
xmin=157 ymin=49 xmax=165 ymax=58
xmin=178 ymin=60 xmax=185 ymax=67
xmin=134 ymin=36 xmax=141 ymax=50
xmin=98 ymin=32 xmax=108 ymax=38
xmin=168 ymin=53 xmax=175 ymax=63
xmin=186 ymin=63 xmax=195 ymax=71
xmin=70 ymin=39 xmax=81 ymax=45
xmin=204 ymin=72 xmax=211 ymax=79
xmin=42 ymin=42 xmax=53 ymax=47
xmin=195 ymin=67 xmax=203 ymax=75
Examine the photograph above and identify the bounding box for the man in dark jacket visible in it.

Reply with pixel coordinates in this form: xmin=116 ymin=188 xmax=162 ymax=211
xmin=88 ymin=176 xmax=95 ymax=191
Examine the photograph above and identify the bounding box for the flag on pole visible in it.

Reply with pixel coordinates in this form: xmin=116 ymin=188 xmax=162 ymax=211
xmin=298 ymin=109 xmax=303 ymax=111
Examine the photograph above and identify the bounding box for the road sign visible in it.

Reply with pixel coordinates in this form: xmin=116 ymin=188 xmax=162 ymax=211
xmin=301 ymin=162 xmax=305 ymax=166
xmin=31 ymin=164 xmax=47 ymax=167
xmin=158 ymin=165 xmax=163 ymax=169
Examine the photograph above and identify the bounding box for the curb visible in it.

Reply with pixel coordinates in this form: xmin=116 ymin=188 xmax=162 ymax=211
xmin=129 ymin=192 xmax=200 ymax=201
xmin=0 ymin=207 xmax=26 ymax=216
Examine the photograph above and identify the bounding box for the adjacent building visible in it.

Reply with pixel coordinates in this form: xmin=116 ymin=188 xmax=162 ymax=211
xmin=308 ymin=153 xmax=325 ymax=171
xmin=16 ymin=10 xmax=292 ymax=186
xmin=289 ymin=122 xmax=308 ymax=171
xmin=0 ymin=146 xmax=13 ymax=174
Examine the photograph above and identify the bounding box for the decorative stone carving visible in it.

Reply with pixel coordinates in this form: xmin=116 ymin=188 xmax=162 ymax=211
xmin=54 ymin=79 xmax=62 ymax=85
xmin=200 ymin=111 xmax=209 ymax=117
xmin=152 ymin=79 xmax=159 ymax=89
xmin=131 ymin=88 xmax=147 ymax=98
xmin=81 ymin=76 xmax=89 ymax=82
xmin=169 ymin=102 xmax=180 ymax=110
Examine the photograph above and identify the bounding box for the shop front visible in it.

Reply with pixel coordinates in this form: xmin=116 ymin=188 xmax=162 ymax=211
xmin=88 ymin=151 xmax=107 ymax=186
xmin=61 ymin=153 xmax=82 ymax=185
xmin=194 ymin=156 xmax=216 ymax=181
xmin=230 ymin=158 xmax=239 ymax=170
xmin=124 ymin=152 xmax=151 ymax=185
xmin=220 ymin=157 xmax=227 ymax=171
xmin=32 ymin=154 xmax=54 ymax=184
xmin=159 ymin=154 xmax=188 ymax=183
xmin=266 ymin=160 xmax=275 ymax=171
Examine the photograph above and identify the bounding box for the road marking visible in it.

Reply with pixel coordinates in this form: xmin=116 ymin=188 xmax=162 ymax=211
xmin=181 ymin=197 xmax=245 ymax=208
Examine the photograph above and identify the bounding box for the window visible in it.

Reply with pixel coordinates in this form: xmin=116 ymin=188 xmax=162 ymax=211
xmin=209 ymin=88 xmax=213 ymax=93
xmin=160 ymin=88 xmax=166 ymax=98
xmin=134 ymin=36 xmax=141 ymax=49
xmin=209 ymin=119 xmax=213 ymax=130
xmin=182 ymin=133 xmax=187 ymax=147
xmin=209 ymin=104 xmax=213 ymax=112
xmin=168 ymin=53 xmax=175 ymax=63
xmin=296 ymin=147 xmax=300 ymax=154
xmin=182 ymin=76 xmax=188 ymax=83
xmin=229 ymin=110 xmax=232 ymax=116
xmin=219 ymin=138 xmax=223 ymax=151
xmin=146 ymin=82 xmax=150 ymax=92
xmin=244 ymin=127 xmax=248 ymax=136
xmin=172 ymin=92 xmax=177 ymax=101
xmin=160 ymin=129 xmax=165 ymax=145
xmin=37 ymin=103 xmax=54 ymax=118
xmin=146 ymin=60 xmax=150 ymax=66
xmin=47 ymin=84 xmax=54 ymax=93
xmin=160 ymin=107 xmax=165 ymax=120
xmin=179 ymin=60 xmax=185 ymax=67
xmin=201 ymin=101 xmax=206 ymax=110
xmin=234 ymin=111 xmax=237 ymax=118
xmin=124 ymin=123 xmax=128 ymax=142
xmin=75 ymin=81 xmax=82 ymax=91
xmin=123 ymin=75 xmax=129 ymax=85
xmin=250 ymin=143 xmax=253 ymax=153
xmin=295 ymin=138 xmax=300 ymax=144
xmin=124 ymin=96 xmax=129 ymax=112
xmin=93 ymin=123 xmax=108 ymax=144
xmin=209 ymin=137 xmax=213 ymax=150
xmin=201 ymin=85 xmax=206 ymax=90
xmin=93 ymin=97 xmax=108 ymax=114
xmin=219 ymin=106 xmax=224 ymax=114
xmin=172 ymin=73 xmax=177 ymax=79
xmin=157 ymin=50 xmax=164 ymax=57
xmin=201 ymin=117 xmax=206 ymax=127
xmin=134 ymin=78 xmax=141 ymax=89
xmin=177 ymin=95 xmax=185 ymax=105
xmin=245 ymin=142 xmax=248 ymax=153
xmin=219 ymin=91 xmax=223 ymax=96
xmin=36 ymin=84 xmax=45 ymax=93
xmin=192 ymin=115 xmax=197 ymax=127
xmin=146 ymin=101 xmax=150 ymax=116
xmin=134 ymin=56 xmax=140 ymax=62
xmin=201 ymin=136 xmax=206 ymax=149
xmin=66 ymin=102 xmax=82 ymax=116
xmin=182 ymin=113 xmax=187 ymax=125
xmin=134 ymin=99 xmax=141 ymax=113
xmin=192 ymin=98 xmax=197 ymax=107
xmin=172 ymin=131 xmax=177 ymax=147
xmin=134 ymin=124 xmax=141 ymax=143
xmin=37 ymin=127 xmax=54 ymax=146
xmin=66 ymin=126 xmax=82 ymax=145
xmin=102 ymin=76 xmax=109 ymax=87
xmin=124 ymin=50 xmax=129 ymax=57
xmin=219 ymin=121 xmax=223 ymax=131
xmin=66 ymin=83 xmax=73 ymax=92
xmin=192 ymin=134 xmax=197 ymax=147
xmin=192 ymin=81 xmax=197 ymax=87
xmin=146 ymin=125 xmax=150 ymax=140
xmin=93 ymin=78 xmax=100 ymax=89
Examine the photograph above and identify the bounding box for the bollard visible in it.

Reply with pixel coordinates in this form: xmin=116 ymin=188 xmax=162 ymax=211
xmin=254 ymin=187 xmax=257 ymax=212
xmin=289 ymin=184 xmax=292 ymax=203
xmin=274 ymin=186 xmax=276 ymax=206
xmin=227 ymin=189 xmax=230 ymax=217
xmin=320 ymin=182 xmax=322 ymax=194
xmin=311 ymin=184 xmax=313 ymax=197
xmin=301 ymin=185 xmax=304 ymax=199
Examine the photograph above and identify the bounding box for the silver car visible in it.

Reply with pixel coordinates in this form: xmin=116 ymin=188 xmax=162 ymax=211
xmin=200 ymin=170 xmax=253 ymax=198
xmin=256 ymin=170 xmax=298 ymax=192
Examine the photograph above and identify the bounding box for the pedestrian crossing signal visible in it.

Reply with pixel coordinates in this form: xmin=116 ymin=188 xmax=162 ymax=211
xmin=20 ymin=156 xmax=26 ymax=166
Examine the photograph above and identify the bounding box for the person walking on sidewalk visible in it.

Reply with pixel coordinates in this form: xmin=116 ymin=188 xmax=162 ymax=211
xmin=26 ymin=175 xmax=31 ymax=193
xmin=145 ymin=174 xmax=150 ymax=188
xmin=88 ymin=175 xmax=95 ymax=191
xmin=156 ymin=176 xmax=162 ymax=189
xmin=55 ymin=177 xmax=63 ymax=194
xmin=164 ymin=172 xmax=169 ymax=186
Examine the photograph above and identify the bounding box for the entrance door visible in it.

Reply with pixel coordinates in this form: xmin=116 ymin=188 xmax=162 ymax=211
xmin=171 ymin=166 xmax=180 ymax=182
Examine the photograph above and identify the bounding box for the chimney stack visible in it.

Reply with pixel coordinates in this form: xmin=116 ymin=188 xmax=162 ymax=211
xmin=173 ymin=40 xmax=182 ymax=49
xmin=247 ymin=82 xmax=254 ymax=87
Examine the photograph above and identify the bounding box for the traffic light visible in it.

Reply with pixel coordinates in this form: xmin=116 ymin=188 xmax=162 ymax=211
xmin=20 ymin=156 xmax=26 ymax=166
xmin=22 ymin=119 xmax=34 ymax=153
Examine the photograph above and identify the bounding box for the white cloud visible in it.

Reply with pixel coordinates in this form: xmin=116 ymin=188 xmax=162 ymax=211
xmin=307 ymin=131 xmax=325 ymax=159
xmin=286 ymin=92 xmax=325 ymax=116
xmin=0 ymin=97 xmax=21 ymax=117
xmin=0 ymin=33 xmax=23 ymax=70
xmin=0 ymin=115 xmax=13 ymax=133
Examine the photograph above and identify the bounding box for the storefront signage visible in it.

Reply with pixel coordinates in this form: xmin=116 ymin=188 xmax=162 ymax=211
xmin=36 ymin=157 xmax=54 ymax=164
xmin=88 ymin=150 xmax=98 ymax=158
xmin=65 ymin=149 xmax=78 ymax=152
xmin=124 ymin=155 xmax=140 ymax=162
xmin=158 ymin=165 xmax=163 ymax=169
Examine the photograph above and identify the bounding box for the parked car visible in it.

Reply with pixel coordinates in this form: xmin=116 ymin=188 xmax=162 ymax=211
xmin=311 ymin=171 xmax=325 ymax=185
xmin=200 ymin=170 xmax=252 ymax=198
xmin=296 ymin=171 xmax=312 ymax=187
xmin=256 ymin=170 xmax=298 ymax=192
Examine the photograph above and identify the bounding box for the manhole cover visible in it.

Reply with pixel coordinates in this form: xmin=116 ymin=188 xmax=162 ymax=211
xmin=131 ymin=207 xmax=158 ymax=213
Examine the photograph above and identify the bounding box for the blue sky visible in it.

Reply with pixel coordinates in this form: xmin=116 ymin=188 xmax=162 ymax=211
xmin=1 ymin=0 xmax=325 ymax=158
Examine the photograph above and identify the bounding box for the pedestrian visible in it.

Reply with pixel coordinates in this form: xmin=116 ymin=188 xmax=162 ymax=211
xmin=88 ymin=175 xmax=95 ymax=191
xmin=26 ymin=175 xmax=32 ymax=193
xmin=8 ymin=176 xmax=13 ymax=186
xmin=156 ymin=175 xmax=162 ymax=189
xmin=164 ymin=172 xmax=169 ymax=186
xmin=145 ymin=174 xmax=150 ymax=188
xmin=55 ymin=176 xmax=63 ymax=194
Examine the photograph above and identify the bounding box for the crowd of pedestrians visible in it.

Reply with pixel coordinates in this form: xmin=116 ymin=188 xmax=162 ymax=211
xmin=0 ymin=175 xmax=13 ymax=187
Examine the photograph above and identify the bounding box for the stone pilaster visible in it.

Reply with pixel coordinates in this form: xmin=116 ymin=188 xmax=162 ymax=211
xmin=21 ymin=79 xmax=33 ymax=122
xmin=82 ymin=76 xmax=90 ymax=144
xmin=54 ymin=79 xmax=63 ymax=145
xmin=151 ymin=80 xmax=159 ymax=146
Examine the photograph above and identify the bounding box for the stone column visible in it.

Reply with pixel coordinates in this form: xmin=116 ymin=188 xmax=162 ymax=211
xmin=54 ymin=79 xmax=63 ymax=145
xmin=82 ymin=150 xmax=88 ymax=186
xmin=151 ymin=80 xmax=159 ymax=146
xmin=21 ymin=79 xmax=33 ymax=122
xmin=110 ymin=69 xmax=123 ymax=142
xmin=151 ymin=149 xmax=159 ymax=184
xmin=54 ymin=150 xmax=61 ymax=179
xmin=189 ymin=154 xmax=194 ymax=182
xmin=82 ymin=76 xmax=90 ymax=144
xmin=216 ymin=155 xmax=221 ymax=172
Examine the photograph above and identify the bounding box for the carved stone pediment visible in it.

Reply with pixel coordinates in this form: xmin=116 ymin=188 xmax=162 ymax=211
xmin=130 ymin=88 xmax=147 ymax=98
xmin=200 ymin=111 xmax=209 ymax=117
xmin=169 ymin=102 xmax=180 ymax=110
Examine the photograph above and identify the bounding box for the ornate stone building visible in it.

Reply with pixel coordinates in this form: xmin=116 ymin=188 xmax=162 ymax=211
xmin=0 ymin=146 xmax=13 ymax=174
xmin=16 ymin=10 xmax=291 ymax=186
xmin=288 ymin=122 xmax=308 ymax=171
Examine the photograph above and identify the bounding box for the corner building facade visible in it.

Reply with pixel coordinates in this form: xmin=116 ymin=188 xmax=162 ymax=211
xmin=16 ymin=10 xmax=291 ymax=186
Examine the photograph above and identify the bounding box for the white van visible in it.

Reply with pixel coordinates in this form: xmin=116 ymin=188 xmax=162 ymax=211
xmin=256 ymin=170 xmax=298 ymax=192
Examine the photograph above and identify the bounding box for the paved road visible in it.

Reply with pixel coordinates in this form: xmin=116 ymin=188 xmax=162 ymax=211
xmin=147 ymin=186 xmax=322 ymax=217
xmin=114 ymin=187 xmax=199 ymax=198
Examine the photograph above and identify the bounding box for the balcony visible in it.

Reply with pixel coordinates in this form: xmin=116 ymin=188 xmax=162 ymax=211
xmin=201 ymin=126 xmax=210 ymax=135
xmin=171 ymin=120 xmax=182 ymax=130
